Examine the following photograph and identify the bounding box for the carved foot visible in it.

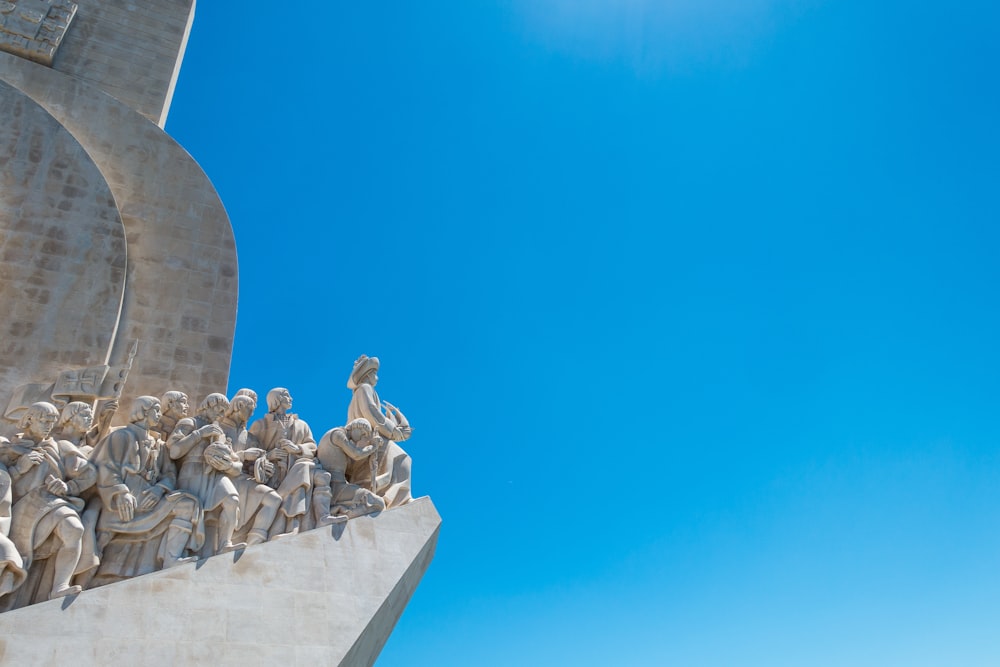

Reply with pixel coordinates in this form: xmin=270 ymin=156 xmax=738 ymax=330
xmin=318 ymin=514 xmax=349 ymax=526
xmin=218 ymin=542 xmax=246 ymax=554
xmin=164 ymin=556 xmax=198 ymax=569
xmin=49 ymin=585 xmax=82 ymax=600
xmin=246 ymin=531 xmax=268 ymax=547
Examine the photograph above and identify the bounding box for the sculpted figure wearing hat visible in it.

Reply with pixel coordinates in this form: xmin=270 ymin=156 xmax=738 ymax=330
xmin=346 ymin=355 xmax=413 ymax=508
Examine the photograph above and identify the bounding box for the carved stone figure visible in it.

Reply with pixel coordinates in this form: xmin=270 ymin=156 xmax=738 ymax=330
xmin=0 ymin=401 xmax=95 ymax=603
xmin=52 ymin=400 xmax=117 ymax=458
xmin=217 ymin=395 xmax=281 ymax=546
xmin=167 ymin=393 xmax=243 ymax=555
xmin=157 ymin=391 xmax=190 ymax=440
xmin=233 ymin=388 xmax=258 ymax=413
xmin=0 ymin=464 xmax=26 ymax=600
xmin=248 ymin=388 xmax=318 ymax=537
xmin=89 ymin=397 xmax=203 ymax=586
xmin=347 ymin=356 xmax=414 ymax=508
xmin=52 ymin=400 xmax=111 ymax=588
xmin=317 ymin=418 xmax=385 ymax=520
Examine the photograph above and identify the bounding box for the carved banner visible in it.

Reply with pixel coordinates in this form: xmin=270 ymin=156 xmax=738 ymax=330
xmin=0 ymin=0 xmax=77 ymax=65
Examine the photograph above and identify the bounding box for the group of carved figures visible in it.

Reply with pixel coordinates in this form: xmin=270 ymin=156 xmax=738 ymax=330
xmin=0 ymin=355 xmax=413 ymax=611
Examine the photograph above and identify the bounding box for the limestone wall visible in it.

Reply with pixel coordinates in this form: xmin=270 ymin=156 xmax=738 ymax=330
xmin=0 ymin=52 xmax=236 ymax=421
xmin=51 ymin=0 xmax=196 ymax=127
xmin=0 ymin=78 xmax=126 ymax=408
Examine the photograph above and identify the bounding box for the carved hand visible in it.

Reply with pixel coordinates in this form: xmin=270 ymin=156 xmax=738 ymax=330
xmin=139 ymin=486 xmax=164 ymax=511
xmin=242 ymin=447 xmax=265 ymax=461
xmin=117 ymin=492 xmax=138 ymax=522
xmin=45 ymin=475 xmax=68 ymax=496
xmin=280 ymin=439 xmax=301 ymax=454
xmin=16 ymin=450 xmax=44 ymax=474
xmin=101 ymin=400 xmax=119 ymax=417
xmin=198 ymin=424 xmax=224 ymax=440
xmin=260 ymin=460 xmax=275 ymax=477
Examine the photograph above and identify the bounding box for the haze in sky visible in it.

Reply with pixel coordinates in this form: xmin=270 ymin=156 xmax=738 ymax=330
xmin=167 ymin=2 xmax=1000 ymax=665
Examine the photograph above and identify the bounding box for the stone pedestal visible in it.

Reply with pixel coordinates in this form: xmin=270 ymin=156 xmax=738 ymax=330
xmin=0 ymin=498 xmax=441 ymax=666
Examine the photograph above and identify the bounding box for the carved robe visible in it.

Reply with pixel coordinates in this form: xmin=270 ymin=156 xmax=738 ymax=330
xmin=168 ymin=416 xmax=239 ymax=513
xmin=248 ymin=413 xmax=316 ymax=532
xmin=0 ymin=464 xmax=26 ymax=599
xmin=317 ymin=427 xmax=383 ymax=518
xmin=219 ymin=420 xmax=280 ymax=540
xmin=0 ymin=436 xmax=94 ymax=570
xmin=347 ymin=385 xmax=412 ymax=508
xmin=90 ymin=423 xmax=204 ymax=581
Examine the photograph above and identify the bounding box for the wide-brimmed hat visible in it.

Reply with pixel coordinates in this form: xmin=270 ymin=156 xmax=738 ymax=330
xmin=347 ymin=355 xmax=379 ymax=389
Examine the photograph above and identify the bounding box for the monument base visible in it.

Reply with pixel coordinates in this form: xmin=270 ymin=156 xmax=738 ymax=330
xmin=0 ymin=497 xmax=440 ymax=666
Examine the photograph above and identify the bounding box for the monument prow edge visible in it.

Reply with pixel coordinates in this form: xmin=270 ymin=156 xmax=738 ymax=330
xmin=0 ymin=497 xmax=441 ymax=666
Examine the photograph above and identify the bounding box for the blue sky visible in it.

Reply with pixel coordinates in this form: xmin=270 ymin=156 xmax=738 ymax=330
xmin=167 ymin=2 xmax=1000 ymax=664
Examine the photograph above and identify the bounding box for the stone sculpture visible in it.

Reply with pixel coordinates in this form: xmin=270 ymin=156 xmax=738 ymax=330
xmin=158 ymin=391 xmax=190 ymax=440
xmin=317 ymin=418 xmax=386 ymax=520
xmin=53 ymin=399 xmax=116 ymax=457
xmin=217 ymin=394 xmax=281 ymax=546
xmin=347 ymin=355 xmax=414 ymax=508
xmin=167 ymin=393 xmax=243 ymax=555
xmin=89 ymin=396 xmax=203 ymax=586
xmin=0 ymin=355 xmax=421 ymax=613
xmin=0 ymin=401 xmax=94 ymax=604
xmin=249 ymin=388 xmax=318 ymax=537
xmin=0 ymin=463 xmax=26 ymax=599
xmin=233 ymin=387 xmax=258 ymax=412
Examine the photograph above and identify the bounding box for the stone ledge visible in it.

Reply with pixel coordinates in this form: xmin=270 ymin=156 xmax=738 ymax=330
xmin=0 ymin=497 xmax=441 ymax=667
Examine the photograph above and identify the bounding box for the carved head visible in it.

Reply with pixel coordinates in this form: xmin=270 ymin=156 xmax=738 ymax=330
xmin=129 ymin=396 xmax=161 ymax=427
xmin=234 ymin=388 xmax=258 ymax=412
xmin=266 ymin=388 xmax=292 ymax=413
xmin=226 ymin=395 xmax=255 ymax=425
xmin=198 ymin=393 xmax=230 ymax=422
xmin=346 ymin=417 xmax=373 ymax=444
xmin=161 ymin=391 xmax=189 ymax=418
xmin=57 ymin=401 xmax=94 ymax=434
xmin=18 ymin=401 xmax=60 ymax=439
xmin=347 ymin=355 xmax=379 ymax=390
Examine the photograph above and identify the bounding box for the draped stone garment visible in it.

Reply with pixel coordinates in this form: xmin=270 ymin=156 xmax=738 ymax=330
xmin=168 ymin=416 xmax=239 ymax=512
xmin=220 ymin=421 xmax=279 ymax=534
xmin=89 ymin=424 xmax=203 ymax=579
xmin=347 ymin=385 xmax=413 ymax=508
xmin=248 ymin=413 xmax=316 ymax=521
xmin=0 ymin=465 xmax=26 ymax=598
xmin=317 ymin=427 xmax=382 ymax=514
xmin=0 ymin=438 xmax=95 ymax=569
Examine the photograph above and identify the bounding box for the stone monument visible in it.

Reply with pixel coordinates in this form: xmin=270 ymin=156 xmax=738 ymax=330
xmin=0 ymin=3 xmax=438 ymax=665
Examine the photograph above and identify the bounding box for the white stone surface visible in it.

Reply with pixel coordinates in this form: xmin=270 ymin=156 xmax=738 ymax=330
xmin=0 ymin=52 xmax=238 ymax=420
xmin=0 ymin=497 xmax=441 ymax=666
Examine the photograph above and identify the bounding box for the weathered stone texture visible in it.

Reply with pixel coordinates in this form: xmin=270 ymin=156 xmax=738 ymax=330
xmin=0 ymin=1 xmax=78 ymax=66
xmin=50 ymin=0 xmax=194 ymax=126
xmin=0 ymin=52 xmax=237 ymax=418
xmin=0 ymin=497 xmax=442 ymax=666
xmin=0 ymin=77 xmax=126 ymax=411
